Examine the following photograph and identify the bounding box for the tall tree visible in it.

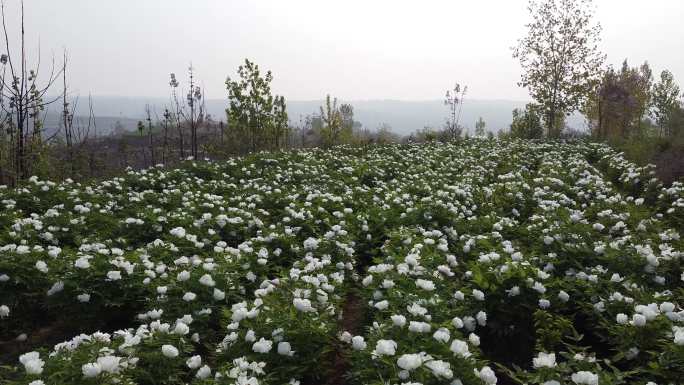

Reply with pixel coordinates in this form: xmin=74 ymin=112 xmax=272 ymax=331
xmin=319 ymin=95 xmax=342 ymax=148
xmin=226 ymin=59 xmax=288 ymax=153
xmin=0 ymin=0 xmax=64 ymax=184
xmin=513 ymin=0 xmax=605 ymax=138
xmin=169 ymin=72 xmax=185 ymax=158
xmin=474 ymin=117 xmax=486 ymax=137
xmin=444 ymin=83 xmax=466 ymax=140
xmin=651 ymin=70 xmax=681 ymax=137
xmin=510 ymin=103 xmax=544 ymax=139
xmin=585 ymin=60 xmax=653 ymax=139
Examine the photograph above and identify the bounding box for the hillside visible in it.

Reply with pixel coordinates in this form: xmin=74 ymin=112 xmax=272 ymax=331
xmin=1 ymin=141 xmax=682 ymax=385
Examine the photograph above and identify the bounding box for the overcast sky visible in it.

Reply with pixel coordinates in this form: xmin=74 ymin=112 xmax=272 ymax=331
xmin=5 ymin=0 xmax=684 ymax=101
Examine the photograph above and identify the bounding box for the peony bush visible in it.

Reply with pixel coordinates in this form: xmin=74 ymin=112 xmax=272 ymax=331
xmin=0 ymin=140 xmax=682 ymax=385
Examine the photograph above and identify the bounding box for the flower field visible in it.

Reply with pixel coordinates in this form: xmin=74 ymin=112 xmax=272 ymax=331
xmin=0 ymin=140 xmax=682 ymax=385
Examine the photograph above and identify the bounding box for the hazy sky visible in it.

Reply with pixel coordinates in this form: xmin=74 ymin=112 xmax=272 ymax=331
xmin=6 ymin=0 xmax=684 ymax=101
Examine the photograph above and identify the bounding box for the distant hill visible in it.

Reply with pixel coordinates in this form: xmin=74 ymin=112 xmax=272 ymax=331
xmin=42 ymin=96 xmax=588 ymax=137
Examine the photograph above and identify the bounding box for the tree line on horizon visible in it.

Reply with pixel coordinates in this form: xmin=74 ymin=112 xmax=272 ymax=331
xmin=0 ymin=0 xmax=682 ymax=187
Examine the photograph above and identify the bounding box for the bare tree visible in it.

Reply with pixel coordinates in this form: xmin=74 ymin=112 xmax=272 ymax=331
xmin=169 ymin=72 xmax=185 ymax=158
xmin=0 ymin=0 xmax=64 ymax=184
xmin=61 ymin=51 xmax=93 ymax=179
xmin=444 ymin=83 xmax=466 ymax=140
xmin=145 ymin=104 xmax=155 ymax=165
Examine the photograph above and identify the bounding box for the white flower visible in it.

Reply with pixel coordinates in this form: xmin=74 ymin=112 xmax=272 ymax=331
xmin=674 ymin=328 xmax=684 ymax=345
xmin=532 ymin=352 xmax=556 ymax=368
xmin=450 ymin=339 xmax=471 ymax=358
xmin=199 ymin=274 xmax=215 ymax=287
xmin=278 ymin=341 xmax=295 ymax=356
xmin=558 ymin=291 xmax=570 ymax=302
xmin=425 ymin=359 xmax=453 ymax=379
xmin=407 ymin=302 xmax=428 ymax=317
xmin=374 ymin=300 xmax=389 ymax=310
xmin=19 ymin=352 xmax=44 ymax=375
xmin=408 ymin=321 xmax=431 ymax=333
xmin=631 ymin=314 xmax=646 ymax=327
xmin=391 ymin=314 xmax=406 ymax=327
xmin=174 ymin=322 xmax=190 ymax=335
xmin=106 ymin=270 xmax=122 ymax=281
xmin=571 ymin=371 xmax=599 ymax=385
xmin=507 ymin=286 xmax=520 ymax=296
xmin=183 ymin=292 xmax=197 ymax=301
xmin=416 ymin=279 xmax=435 ymax=291
xmin=468 ymin=333 xmax=480 ymax=346
xmin=352 ymin=335 xmax=367 ymax=350
xmin=397 ymin=353 xmax=423 ymax=371
xmin=433 ymin=328 xmax=450 ymax=343
xmin=303 ymin=237 xmax=319 ymax=250
xmin=472 ymin=289 xmax=485 ymax=301
xmin=35 ymin=260 xmax=48 ymax=273
xmin=177 ymin=270 xmax=191 ymax=281
xmin=293 ymin=298 xmax=315 ymax=312
xmin=373 ymin=339 xmax=397 ymax=356
xmin=47 ymin=281 xmax=64 ymax=296
xmin=476 ymin=311 xmax=487 ymax=326
xmin=82 ymin=362 xmax=102 ymax=378
xmin=252 ymin=338 xmax=273 ymax=353
xmin=77 ymin=293 xmax=91 ymax=303
xmin=477 ymin=366 xmax=497 ymax=385
xmin=161 ymin=344 xmax=179 ymax=358
xmin=362 ymin=275 xmax=374 ymax=286
xmin=213 ymin=288 xmax=225 ymax=300
xmin=532 ymin=281 xmax=546 ymax=294
xmin=170 ymin=227 xmax=186 ymax=238
xmin=195 ymin=365 xmax=211 ymax=379
xmin=339 ymin=331 xmax=352 ymax=343
xmin=97 ymin=355 xmax=121 ymax=373
xmin=186 ymin=355 xmax=202 ymax=369
xmin=616 ymin=313 xmax=629 ymax=324
xmin=0 ymin=305 xmax=9 ymax=318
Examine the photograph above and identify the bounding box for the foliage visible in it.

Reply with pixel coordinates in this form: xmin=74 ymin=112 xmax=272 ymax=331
xmin=513 ymin=0 xmax=605 ymax=137
xmin=651 ymin=70 xmax=682 ymax=137
xmin=510 ymin=103 xmax=544 ymax=139
xmin=584 ymin=60 xmax=654 ymax=139
xmin=225 ymin=59 xmax=288 ymax=153
xmin=474 ymin=117 xmax=486 ymax=137
xmin=0 ymin=140 xmax=682 ymax=385
xmin=318 ymin=95 xmax=354 ymax=148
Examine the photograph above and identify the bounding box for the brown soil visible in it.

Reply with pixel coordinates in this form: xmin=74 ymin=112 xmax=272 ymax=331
xmin=323 ymin=290 xmax=366 ymax=385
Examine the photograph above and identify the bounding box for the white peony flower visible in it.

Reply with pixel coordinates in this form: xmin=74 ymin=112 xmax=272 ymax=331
xmin=252 ymin=338 xmax=273 ymax=353
xmin=351 ymin=335 xmax=367 ymax=350
xmin=373 ymin=339 xmax=397 ymax=356
xmin=186 ymin=355 xmax=202 ymax=369
xmin=532 ymin=352 xmax=556 ymax=368
xmin=571 ymin=371 xmax=599 ymax=385
xmin=161 ymin=344 xmax=179 ymax=358
xmin=397 ymin=353 xmax=423 ymax=371
xmin=82 ymin=362 xmax=102 ymax=378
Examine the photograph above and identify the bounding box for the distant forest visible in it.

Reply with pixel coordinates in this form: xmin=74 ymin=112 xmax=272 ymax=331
xmin=39 ymin=97 xmax=586 ymax=138
xmin=0 ymin=0 xmax=681 ymax=187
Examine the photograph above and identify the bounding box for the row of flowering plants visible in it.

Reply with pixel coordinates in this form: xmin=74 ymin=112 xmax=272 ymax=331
xmin=1 ymin=139 xmax=682 ymax=385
